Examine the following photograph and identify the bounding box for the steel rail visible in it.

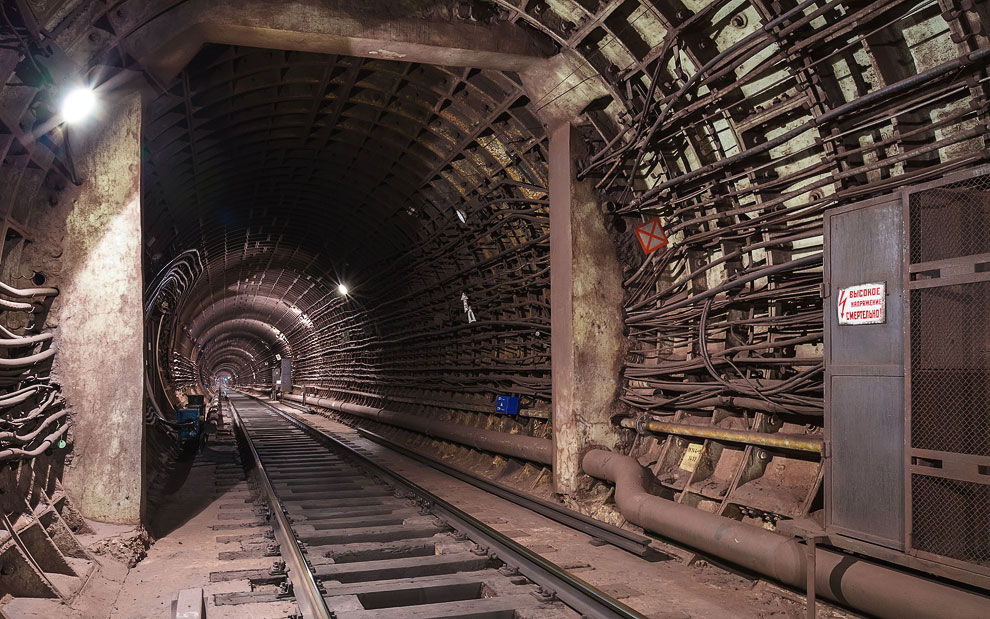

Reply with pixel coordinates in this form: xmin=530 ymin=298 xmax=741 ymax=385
xmin=241 ymin=392 xmax=647 ymax=619
xmin=353 ymin=426 xmax=654 ymax=556
xmin=227 ymin=398 xmax=333 ymax=619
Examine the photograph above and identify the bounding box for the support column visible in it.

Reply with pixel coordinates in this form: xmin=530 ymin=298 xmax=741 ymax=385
xmin=56 ymin=92 xmax=145 ymax=523
xmin=549 ymin=123 xmax=626 ymax=495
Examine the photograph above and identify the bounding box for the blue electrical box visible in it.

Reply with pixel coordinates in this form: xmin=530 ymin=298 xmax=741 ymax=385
xmin=174 ymin=408 xmax=201 ymax=443
xmin=495 ymin=395 xmax=519 ymax=415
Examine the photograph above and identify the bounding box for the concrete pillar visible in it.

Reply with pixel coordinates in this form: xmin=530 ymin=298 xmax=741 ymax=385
xmin=56 ymin=92 xmax=144 ymax=524
xmin=548 ymin=123 xmax=626 ymax=495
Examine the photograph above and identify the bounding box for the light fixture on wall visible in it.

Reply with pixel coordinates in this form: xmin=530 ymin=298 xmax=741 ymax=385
xmin=455 ymin=209 xmax=467 ymax=223
xmin=338 ymin=283 xmax=349 ymax=295
xmin=60 ymin=86 xmax=96 ymax=124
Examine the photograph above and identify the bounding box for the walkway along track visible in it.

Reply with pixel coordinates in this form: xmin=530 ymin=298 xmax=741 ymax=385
xmin=227 ymin=392 xmax=646 ymax=619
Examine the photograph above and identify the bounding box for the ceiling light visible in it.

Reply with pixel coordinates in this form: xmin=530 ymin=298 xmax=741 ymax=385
xmin=338 ymin=283 xmax=349 ymax=295
xmin=61 ymin=87 xmax=96 ymax=124
xmin=456 ymin=209 xmax=467 ymax=223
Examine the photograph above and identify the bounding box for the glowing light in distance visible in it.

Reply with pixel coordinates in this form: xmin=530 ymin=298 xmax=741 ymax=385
xmin=338 ymin=283 xmax=349 ymax=295
xmin=61 ymin=87 xmax=97 ymax=124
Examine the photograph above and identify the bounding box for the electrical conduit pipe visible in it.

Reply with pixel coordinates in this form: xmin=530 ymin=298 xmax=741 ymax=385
xmin=582 ymin=449 xmax=989 ymax=619
xmin=282 ymin=392 xmax=552 ymax=465
xmin=619 ymin=417 xmax=823 ymax=453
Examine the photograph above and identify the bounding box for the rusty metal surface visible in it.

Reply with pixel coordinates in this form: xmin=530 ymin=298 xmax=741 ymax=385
xmin=583 ymin=448 xmax=990 ymax=619
xmin=823 ymin=194 xmax=905 ymax=550
xmin=620 ymin=417 xmax=823 ymax=453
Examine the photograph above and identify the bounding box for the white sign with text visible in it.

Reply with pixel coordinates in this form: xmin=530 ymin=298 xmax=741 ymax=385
xmin=837 ymin=282 xmax=886 ymax=325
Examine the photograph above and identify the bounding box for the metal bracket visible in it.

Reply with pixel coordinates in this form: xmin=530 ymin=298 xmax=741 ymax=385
xmin=533 ymin=585 xmax=557 ymax=603
xmin=275 ymin=577 xmax=294 ymax=599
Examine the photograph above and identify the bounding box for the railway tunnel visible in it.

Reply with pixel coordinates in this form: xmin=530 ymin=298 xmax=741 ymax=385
xmin=1 ymin=0 xmax=989 ymax=617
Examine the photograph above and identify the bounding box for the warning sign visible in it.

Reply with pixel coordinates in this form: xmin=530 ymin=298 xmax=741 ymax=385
xmin=635 ymin=217 xmax=668 ymax=254
xmin=679 ymin=443 xmax=704 ymax=472
xmin=837 ymin=282 xmax=886 ymax=325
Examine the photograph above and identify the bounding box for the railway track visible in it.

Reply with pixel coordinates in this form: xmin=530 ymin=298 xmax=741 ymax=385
xmin=224 ymin=392 xmax=645 ymax=619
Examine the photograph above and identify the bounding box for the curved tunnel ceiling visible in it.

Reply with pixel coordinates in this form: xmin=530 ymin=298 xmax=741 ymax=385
xmin=141 ymin=42 xmax=552 ymax=392
xmin=143 ymin=46 xmax=544 ymax=267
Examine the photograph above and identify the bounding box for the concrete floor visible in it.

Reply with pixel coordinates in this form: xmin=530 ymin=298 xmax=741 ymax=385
xmin=108 ymin=437 xmax=297 ymax=619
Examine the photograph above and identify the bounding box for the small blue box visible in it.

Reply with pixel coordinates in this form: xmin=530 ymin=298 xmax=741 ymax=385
xmin=495 ymin=395 xmax=519 ymax=415
xmin=174 ymin=408 xmax=201 ymax=442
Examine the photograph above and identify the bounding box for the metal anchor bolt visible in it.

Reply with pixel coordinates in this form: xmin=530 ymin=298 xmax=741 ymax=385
xmin=534 ymin=585 xmax=557 ymax=603
xmin=275 ymin=578 xmax=293 ymax=598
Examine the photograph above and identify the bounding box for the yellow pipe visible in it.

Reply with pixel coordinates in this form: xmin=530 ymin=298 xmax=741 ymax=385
xmin=620 ymin=418 xmax=822 ymax=453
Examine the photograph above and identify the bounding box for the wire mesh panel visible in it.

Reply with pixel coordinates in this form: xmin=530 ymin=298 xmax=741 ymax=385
xmin=906 ymin=170 xmax=990 ymax=580
xmin=909 ymin=282 xmax=990 ymax=457
xmin=909 ymin=176 xmax=990 ymax=264
xmin=911 ymin=475 xmax=990 ymax=569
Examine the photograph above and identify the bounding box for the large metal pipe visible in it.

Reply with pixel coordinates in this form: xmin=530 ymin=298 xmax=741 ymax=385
xmin=282 ymin=392 xmax=552 ymax=465
xmin=619 ymin=418 xmax=823 ymax=453
xmin=582 ymin=449 xmax=989 ymax=619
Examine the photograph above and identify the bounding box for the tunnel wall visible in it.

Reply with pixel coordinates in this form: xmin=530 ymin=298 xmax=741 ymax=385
xmin=496 ymin=0 xmax=990 ymax=542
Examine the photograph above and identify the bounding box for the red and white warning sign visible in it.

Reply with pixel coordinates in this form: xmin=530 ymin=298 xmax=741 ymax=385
xmin=837 ymin=282 xmax=886 ymax=325
xmin=635 ymin=217 xmax=668 ymax=254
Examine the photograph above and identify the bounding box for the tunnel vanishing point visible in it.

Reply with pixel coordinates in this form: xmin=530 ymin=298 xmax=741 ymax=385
xmin=0 ymin=1 xmax=989 ymax=618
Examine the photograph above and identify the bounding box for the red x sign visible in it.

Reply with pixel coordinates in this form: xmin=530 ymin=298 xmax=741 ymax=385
xmin=635 ymin=217 xmax=668 ymax=254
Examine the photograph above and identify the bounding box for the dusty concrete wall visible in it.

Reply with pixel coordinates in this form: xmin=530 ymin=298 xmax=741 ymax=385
xmin=54 ymin=92 xmax=145 ymax=524
xmin=519 ymin=51 xmax=609 ymax=128
xmin=549 ymin=123 xmax=625 ymax=495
